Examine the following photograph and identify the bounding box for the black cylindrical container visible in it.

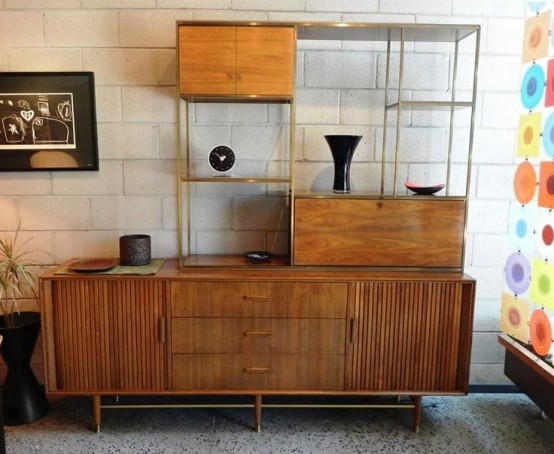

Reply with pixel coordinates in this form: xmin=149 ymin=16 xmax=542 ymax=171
xmin=119 ymin=234 xmax=151 ymax=266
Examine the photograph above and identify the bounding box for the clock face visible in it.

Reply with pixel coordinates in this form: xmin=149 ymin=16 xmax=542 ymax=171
xmin=209 ymin=145 xmax=236 ymax=173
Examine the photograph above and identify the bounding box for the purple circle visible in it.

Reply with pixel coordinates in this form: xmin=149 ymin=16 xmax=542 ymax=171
xmin=505 ymin=252 xmax=531 ymax=294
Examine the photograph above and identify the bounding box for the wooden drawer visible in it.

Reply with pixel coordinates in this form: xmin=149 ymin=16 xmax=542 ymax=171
xmin=172 ymin=354 xmax=344 ymax=390
xmin=171 ymin=318 xmax=346 ymax=354
xmin=171 ymin=282 xmax=347 ymax=318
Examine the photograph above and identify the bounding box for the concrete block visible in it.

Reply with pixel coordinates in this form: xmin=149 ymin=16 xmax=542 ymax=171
xmin=124 ymin=159 xmax=176 ymax=195
xmin=472 ymin=234 xmax=512 ymax=268
xmin=377 ymin=53 xmax=451 ymax=91
xmin=0 ymin=12 xmax=43 ymax=47
xmin=232 ymin=196 xmax=289 ymax=231
xmin=486 ymin=18 xmax=525 ymax=54
xmin=0 ymin=173 xmax=51 ymax=196
xmin=479 ymin=55 xmax=521 ymax=92
xmin=194 ymin=104 xmax=268 ymax=125
xmin=481 ymin=93 xmax=521 ymax=129
xmin=119 ymin=10 xmax=189 ymax=48
xmin=453 ymin=0 xmax=524 ymax=17
xmin=94 ymin=86 xmax=122 ymax=123
xmin=20 ymin=197 xmax=90 ymax=231
xmin=467 ymin=200 xmax=509 ymax=234
xmin=0 ymin=198 xmax=20 ymax=230
xmin=340 ymin=89 xmax=385 ymax=127
xmin=305 ymin=0 xmax=378 ymax=12
xmin=122 ymin=86 xmax=176 ymax=123
xmin=91 ymin=196 xmax=162 ymax=230
xmin=53 ymin=230 xmax=121 ymax=262
xmin=44 ymin=11 xmax=119 ymax=47
xmin=7 ymin=49 xmax=81 ymax=71
xmin=52 ymin=161 xmax=123 ymax=196
xmin=380 ymin=0 xmax=452 ymax=14
xmin=83 ymin=49 xmax=164 ymax=86
xmin=98 ymin=124 xmax=159 ymax=160
xmin=304 ymin=51 xmax=377 ymax=89
xmin=476 ymin=164 xmax=514 ymax=200
xmin=296 ymin=88 xmax=339 ymax=124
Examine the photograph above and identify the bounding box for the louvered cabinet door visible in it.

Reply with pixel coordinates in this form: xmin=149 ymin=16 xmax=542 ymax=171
xmin=346 ymin=280 xmax=475 ymax=393
xmin=47 ymin=280 xmax=166 ymax=392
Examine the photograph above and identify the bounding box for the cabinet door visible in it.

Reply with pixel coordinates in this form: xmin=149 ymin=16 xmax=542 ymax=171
xmin=236 ymin=26 xmax=295 ymax=96
xmin=47 ymin=280 xmax=166 ymax=391
xmin=346 ymin=280 xmax=474 ymax=393
xmin=178 ymin=25 xmax=237 ymax=96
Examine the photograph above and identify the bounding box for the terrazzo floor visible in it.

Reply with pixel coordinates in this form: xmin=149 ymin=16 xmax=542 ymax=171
xmin=4 ymin=393 xmax=553 ymax=453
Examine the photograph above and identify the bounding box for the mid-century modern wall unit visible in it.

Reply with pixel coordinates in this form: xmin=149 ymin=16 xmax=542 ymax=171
xmin=40 ymin=21 xmax=480 ymax=433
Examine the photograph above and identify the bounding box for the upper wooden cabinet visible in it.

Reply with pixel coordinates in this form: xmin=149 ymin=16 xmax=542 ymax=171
xmin=178 ymin=24 xmax=295 ymax=99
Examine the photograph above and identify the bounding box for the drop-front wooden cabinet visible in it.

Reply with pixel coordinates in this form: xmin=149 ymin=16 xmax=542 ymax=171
xmin=40 ymin=264 xmax=475 ymax=433
xmin=178 ymin=24 xmax=295 ymax=98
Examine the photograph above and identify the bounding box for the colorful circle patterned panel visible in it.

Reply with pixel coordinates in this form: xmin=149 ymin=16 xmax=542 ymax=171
xmin=520 ymin=64 xmax=546 ymax=110
xmin=517 ymin=113 xmax=542 ymax=157
xmin=521 ymin=64 xmax=546 ymax=109
xmin=509 ymin=203 xmax=535 ymax=251
xmin=538 ymin=161 xmax=554 ymax=208
xmin=529 ymin=309 xmax=554 ymax=356
xmin=536 ymin=211 xmax=554 ymax=257
xmin=542 ymin=110 xmax=554 ymax=153
xmin=530 ymin=258 xmax=554 ymax=310
xmin=545 ymin=59 xmax=554 ymax=106
xmin=501 ymin=293 xmax=531 ymax=343
xmin=523 ymin=10 xmax=551 ymax=63
xmin=504 ymin=252 xmax=532 ymax=294
xmin=513 ymin=161 xmax=538 ymax=204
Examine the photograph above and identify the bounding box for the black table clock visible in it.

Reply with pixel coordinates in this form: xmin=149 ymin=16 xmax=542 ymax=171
xmin=209 ymin=145 xmax=236 ymax=174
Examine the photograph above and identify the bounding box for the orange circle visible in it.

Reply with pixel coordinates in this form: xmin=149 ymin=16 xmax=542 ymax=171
xmin=526 ymin=23 xmax=546 ymax=54
xmin=514 ymin=161 xmax=537 ymax=204
xmin=530 ymin=310 xmax=552 ymax=356
xmin=523 ymin=126 xmax=534 ymax=145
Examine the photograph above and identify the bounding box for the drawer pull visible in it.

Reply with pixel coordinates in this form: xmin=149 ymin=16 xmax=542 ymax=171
xmin=244 ymin=331 xmax=273 ymax=337
xmin=243 ymin=296 xmax=273 ymax=303
xmin=243 ymin=367 xmax=272 ymax=374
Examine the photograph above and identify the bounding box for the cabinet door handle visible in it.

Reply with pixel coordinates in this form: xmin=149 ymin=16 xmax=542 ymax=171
xmin=159 ymin=316 xmax=166 ymax=343
xmin=243 ymin=296 xmax=273 ymax=303
xmin=244 ymin=331 xmax=273 ymax=337
xmin=243 ymin=367 xmax=272 ymax=374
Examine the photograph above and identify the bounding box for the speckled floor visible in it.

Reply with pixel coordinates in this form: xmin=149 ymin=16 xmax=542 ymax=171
xmin=4 ymin=393 xmax=553 ymax=453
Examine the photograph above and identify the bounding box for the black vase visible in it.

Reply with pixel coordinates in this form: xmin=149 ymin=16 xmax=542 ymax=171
xmin=324 ymin=135 xmax=362 ymax=193
xmin=0 ymin=312 xmax=49 ymax=425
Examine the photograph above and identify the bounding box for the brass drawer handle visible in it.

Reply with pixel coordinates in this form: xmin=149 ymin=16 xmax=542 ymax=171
xmin=244 ymin=331 xmax=273 ymax=337
xmin=243 ymin=296 xmax=273 ymax=303
xmin=243 ymin=367 xmax=272 ymax=374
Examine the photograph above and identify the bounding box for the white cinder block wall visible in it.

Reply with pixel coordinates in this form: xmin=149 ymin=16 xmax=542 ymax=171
xmin=0 ymin=0 xmax=525 ymax=384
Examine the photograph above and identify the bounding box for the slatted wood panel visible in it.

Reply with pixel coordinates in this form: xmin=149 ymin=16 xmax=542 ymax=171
xmin=51 ymin=280 xmax=166 ymax=391
xmin=347 ymin=281 xmax=468 ymax=392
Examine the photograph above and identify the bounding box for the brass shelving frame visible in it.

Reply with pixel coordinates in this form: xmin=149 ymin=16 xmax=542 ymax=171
xmin=176 ymin=21 xmax=481 ymax=268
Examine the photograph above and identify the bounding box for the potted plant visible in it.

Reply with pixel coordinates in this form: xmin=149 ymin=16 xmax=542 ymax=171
xmin=0 ymin=225 xmax=49 ymax=425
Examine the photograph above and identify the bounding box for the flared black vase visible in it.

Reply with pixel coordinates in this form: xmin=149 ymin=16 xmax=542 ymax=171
xmin=0 ymin=312 xmax=49 ymax=425
xmin=324 ymin=135 xmax=362 ymax=193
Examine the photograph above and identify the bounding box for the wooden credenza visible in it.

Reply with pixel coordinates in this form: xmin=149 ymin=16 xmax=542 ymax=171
xmin=40 ymin=261 xmax=475 ymax=432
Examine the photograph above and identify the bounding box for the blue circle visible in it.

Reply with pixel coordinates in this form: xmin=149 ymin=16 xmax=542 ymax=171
xmin=543 ymin=112 xmax=554 ymax=157
xmin=528 ymin=2 xmax=547 ymax=12
xmin=516 ymin=219 xmax=528 ymax=239
xmin=521 ymin=65 xmax=545 ymax=109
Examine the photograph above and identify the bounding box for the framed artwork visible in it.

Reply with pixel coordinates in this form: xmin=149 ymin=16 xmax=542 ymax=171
xmin=0 ymin=72 xmax=99 ymax=171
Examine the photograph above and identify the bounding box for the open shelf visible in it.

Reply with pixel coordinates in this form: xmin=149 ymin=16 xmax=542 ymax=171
xmin=182 ymin=254 xmax=290 ymax=268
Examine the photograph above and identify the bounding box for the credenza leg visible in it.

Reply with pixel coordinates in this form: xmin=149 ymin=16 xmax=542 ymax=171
xmin=254 ymin=395 xmax=262 ymax=432
xmin=93 ymin=395 xmax=101 ymax=433
xmin=412 ymin=396 xmax=422 ymax=433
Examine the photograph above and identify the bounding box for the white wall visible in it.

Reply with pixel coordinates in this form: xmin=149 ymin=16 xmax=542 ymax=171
xmin=0 ymin=0 xmax=525 ymax=384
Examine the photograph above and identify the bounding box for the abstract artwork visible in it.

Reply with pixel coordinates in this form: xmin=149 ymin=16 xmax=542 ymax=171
xmin=503 ymin=1 xmax=554 ymax=365
xmin=0 ymin=72 xmax=99 ymax=171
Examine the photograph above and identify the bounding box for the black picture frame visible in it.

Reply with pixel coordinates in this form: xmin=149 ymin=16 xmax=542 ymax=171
xmin=0 ymin=72 xmax=99 ymax=171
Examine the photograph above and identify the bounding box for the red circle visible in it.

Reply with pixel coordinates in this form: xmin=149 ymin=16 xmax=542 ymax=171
xmin=542 ymin=224 xmax=554 ymax=246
